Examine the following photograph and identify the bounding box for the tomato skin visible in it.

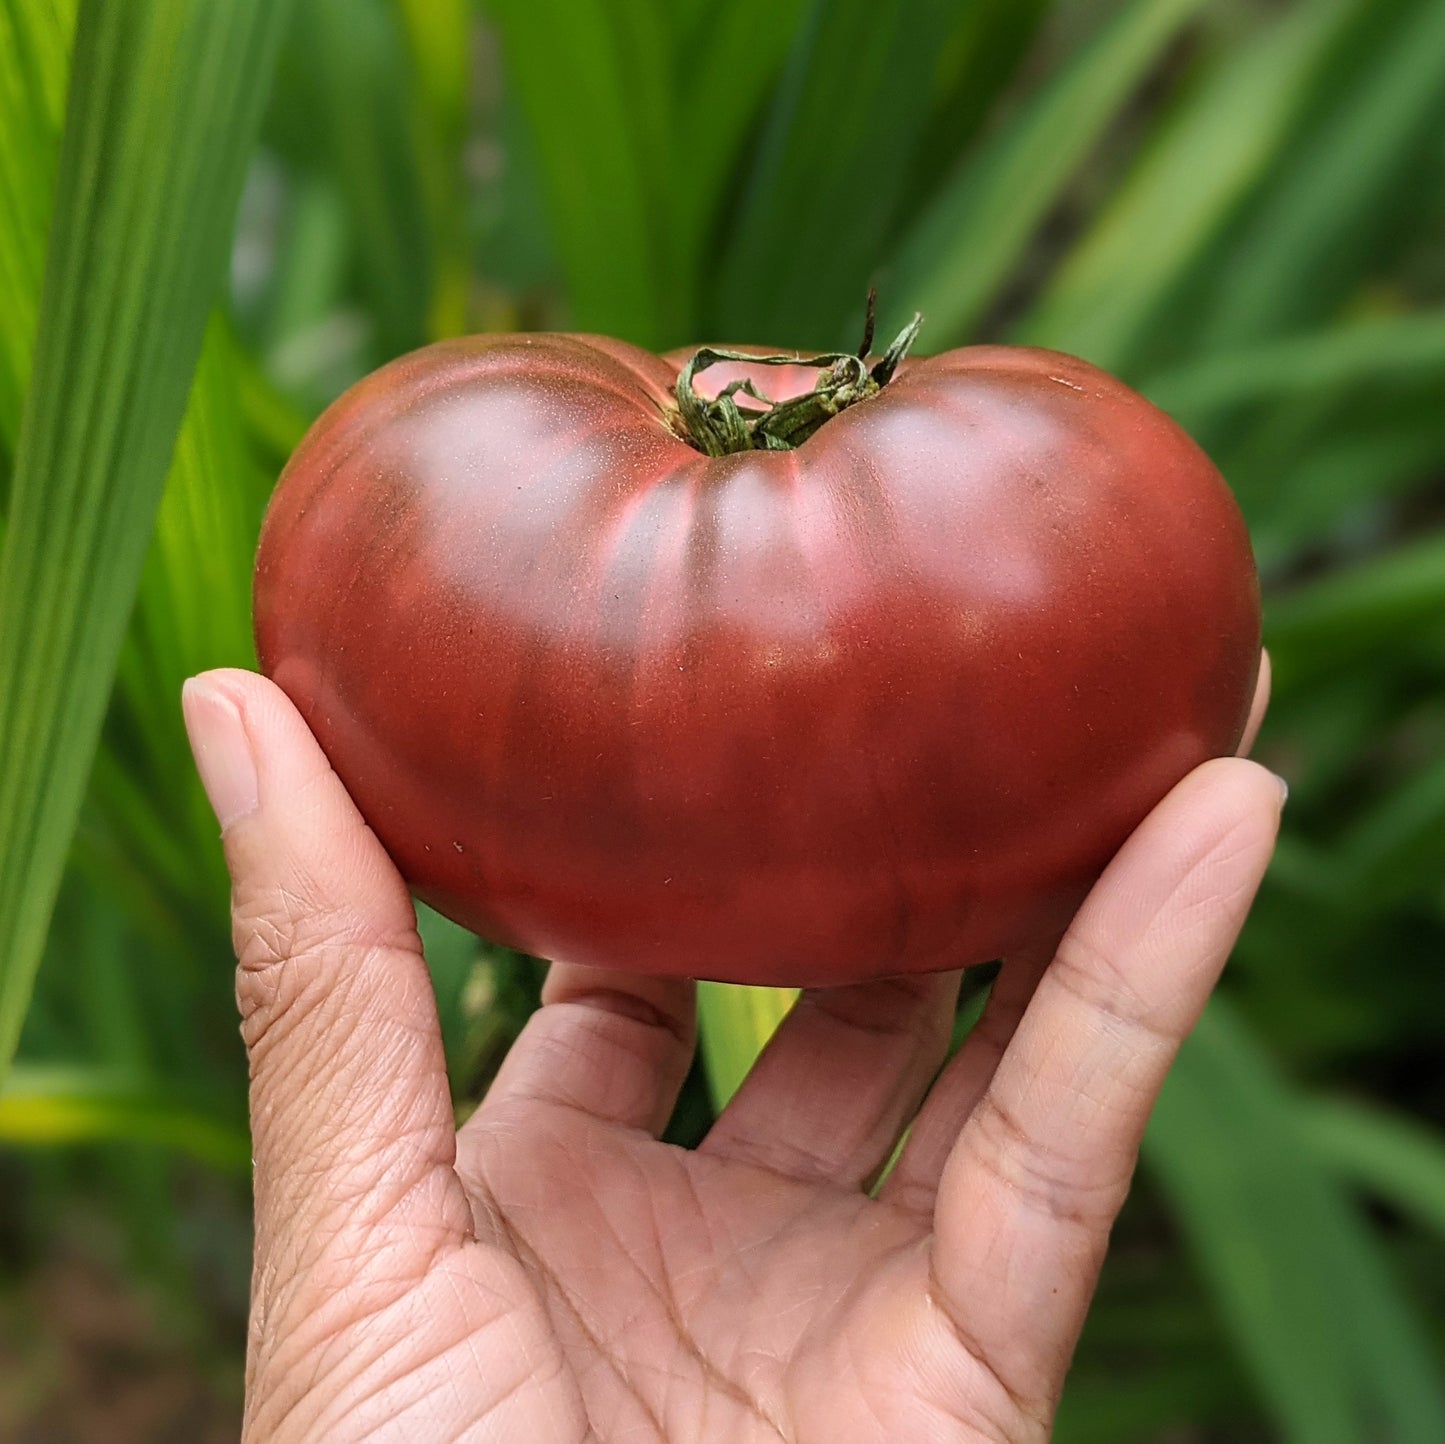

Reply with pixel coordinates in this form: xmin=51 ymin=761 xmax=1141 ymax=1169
xmin=254 ymin=333 xmax=1260 ymax=986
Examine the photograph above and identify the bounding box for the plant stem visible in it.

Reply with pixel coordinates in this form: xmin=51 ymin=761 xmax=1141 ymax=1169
xmin=673 ymin=311 xmax=923 ymax=457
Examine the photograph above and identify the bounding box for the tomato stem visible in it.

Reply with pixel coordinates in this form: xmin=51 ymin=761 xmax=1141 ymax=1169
xmin=673 ymin=311 xmax=923 ymax=457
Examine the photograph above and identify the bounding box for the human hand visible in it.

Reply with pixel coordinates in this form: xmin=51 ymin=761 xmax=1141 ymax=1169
xmin=182 ymin=661 xmax=1279 ymax=1443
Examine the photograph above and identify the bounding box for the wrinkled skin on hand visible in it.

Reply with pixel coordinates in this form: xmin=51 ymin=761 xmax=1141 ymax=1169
xmin=183 ymin=663 xmax=1279 ymax=1443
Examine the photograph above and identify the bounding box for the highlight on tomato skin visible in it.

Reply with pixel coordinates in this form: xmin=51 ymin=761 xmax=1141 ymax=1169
xmin=252 ymin=328 xmax=1261 ymax=988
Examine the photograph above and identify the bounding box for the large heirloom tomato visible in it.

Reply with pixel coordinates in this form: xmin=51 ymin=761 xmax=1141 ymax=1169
xmin=254 ymin=325 xmax=1260 ymax=986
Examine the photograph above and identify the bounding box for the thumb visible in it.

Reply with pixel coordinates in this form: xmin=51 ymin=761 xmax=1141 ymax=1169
xmin=182 ymin=669 xmax=471 ymax=1262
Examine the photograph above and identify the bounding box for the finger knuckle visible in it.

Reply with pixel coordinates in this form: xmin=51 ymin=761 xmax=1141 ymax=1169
xmin=1048 ymin=929 xmax=1172 ymax=1048
xmin=230 ymin=872 xmax=415 ymax=1055
xmin=971 ymin=1088 xmax=1130 ymax=1230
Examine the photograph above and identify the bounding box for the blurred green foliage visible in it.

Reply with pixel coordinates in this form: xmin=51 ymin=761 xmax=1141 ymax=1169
xmin=1 ymin=0 xmax=1444 ymax=1436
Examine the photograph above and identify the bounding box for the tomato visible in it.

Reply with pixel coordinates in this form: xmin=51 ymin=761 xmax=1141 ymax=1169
xmin=253 ymin=329 xmax=1259 ymax=986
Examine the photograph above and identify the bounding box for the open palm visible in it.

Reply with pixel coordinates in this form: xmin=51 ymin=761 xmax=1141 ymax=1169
xmin=183 ymin=667 xmax=1280 ymax=1443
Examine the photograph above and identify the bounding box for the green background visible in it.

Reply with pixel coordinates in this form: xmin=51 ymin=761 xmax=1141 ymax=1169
xmin=2 ymin=0 xmax=1444 ymax=1437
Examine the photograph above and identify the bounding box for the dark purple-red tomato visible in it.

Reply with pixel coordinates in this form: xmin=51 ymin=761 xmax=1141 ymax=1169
xmin=253 ymin=333 xmax=1260 ymax=986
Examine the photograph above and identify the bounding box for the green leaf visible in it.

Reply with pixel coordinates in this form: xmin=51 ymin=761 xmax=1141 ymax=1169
xmin=415 ymin=901 xmax=484 ymax=1084
xmin=1194 ymin=0 xmax=1445 ymax=351
xmin=1018 ymin=0 xmax=1361 ymax=372
xmin=1304 ymin=1096 xmax=1445 ymax=1243
xmin=895 ymin=0 xmax=1053 ymax=225
xmin=70 ymin=771 xmax=198 ymax=957
xmin=392 ymin=0 xmax=472 ymax=338
xmin=0 ymin=0 xmax=75 ymax=471
xmin=0 ymin=0 xmax=293 ymax=1084
xmin=34 ymin=836 xmax=232 ymax=1103
xmin=468 ymin=85 xmax=560 ymax=308
xmin=249 ymin=171 xmax=354 ymax=387
xmin=669 ymin=0 xmax=811 ymax=300
xmin=1143 ymin=312 xmax=1445 ymax=566
xmin=236 ymin=320 xmax=312 ymax=461
xmin=1145 ymin=308 xmax=1445 ymax=421
xmin=1333 ymin=749 xmax=1445 ymax=908
xmin=121 ymin=321 xmax=265 ymax=703
xmin=888 ymin=0 xmax=1207 ymax=350
xmin=1256 ymin=422 xmax=1445 ymax=572
xmin=1056 ymin=1359 xmax=1242 ymax=1444
xmin=712 ymin=0 xmax=974 ymax=347
xmin=1266 ymin=529 xmax=1445 ymax=694
xmin=393 ymin=0 xmax=469 ymax=150
xmin=697 ymin=982 xmax=797 ymax=1111
xmin=280 ymin=0 xmax=437 ymax=357
xmin=1146 ymin=1003 xmax=1445 ymax=1443
xmin=100 ymin=319 xmax=268 ymax=925
xmin=487 ymin=0 xmax=683 ymax=346
xmin=0 ymin=1064 xmax=250 ymax=1173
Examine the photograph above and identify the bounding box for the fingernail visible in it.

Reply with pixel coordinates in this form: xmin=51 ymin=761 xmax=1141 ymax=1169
xmin=182 ymin=677 xmax=259 ymax=828
xmin=1273 ymin=772 xmax=1289 ymax=806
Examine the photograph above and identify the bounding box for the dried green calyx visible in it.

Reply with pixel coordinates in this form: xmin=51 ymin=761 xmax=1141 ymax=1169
xmin=673 ymin=303 xmax=923 ymax=458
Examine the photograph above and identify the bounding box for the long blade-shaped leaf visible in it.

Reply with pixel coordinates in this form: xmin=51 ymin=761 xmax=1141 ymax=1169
xmin=1145 ymin=309 xmax=1445 ymax=422
xmin=669 ymin=0 xmax=810 ymax=294
xmin=278 ymin=0 xmax=437 ymax=357
xmin=394 ymin=0 xmax=469 ymax=149
xmin=894 ymin=0 xmax=1052 ymax=226
xmin=488 ymin=0 xmax=682 ymax=346
xmin=1332 ymin=748 xmax=1445 ymax=908
xmin=393 ymin=0 xmax=472 ymax=338
xmin=1195 ymin=0 xmax=1445 ymax=351
xmin=697 ymin=982 xmax=797 ymax=1111
xmin=1146 ymin=1003 xmax=1445 ymax=1443
xmin=1143 ymin=310 xmax=1445 ymax=564
xmin=1249 ymin=421 xmax=1445 ymax=571
xmin=1018 ymin=0 xmax=1361 ymax=372
xmin=1266 ymin=528 xmax=1445 ymax=694
xmin=0 ymin=0 xmax=75 ymax=475
xmin=0 ymin=1064 xmax=250 ymax=1172
xmin=104 ymin=319 xmax=268 ymax=925
xmin=888 ymin=0 xmax=1206 ymax=350
xmin=0 ymin=0 xmax=293 ymax=1082
xmin=1304 ymin=1096 xmax=1445 ymax=1243
xmin=711 ymin=0 xmax=970 ymax=346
